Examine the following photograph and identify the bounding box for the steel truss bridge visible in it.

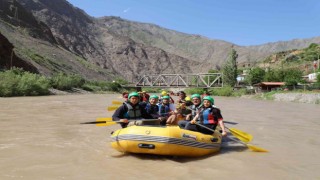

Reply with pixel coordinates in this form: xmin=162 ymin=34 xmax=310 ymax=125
xmin=131 ymin=73 xmax=223 ymax=88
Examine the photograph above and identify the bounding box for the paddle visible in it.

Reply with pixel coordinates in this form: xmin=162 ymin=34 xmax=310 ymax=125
xmin=229 ymin=137 xmax=269 ymax=152
xmin=107 ymin=105 xmax=120 ymax=111
xmin=222 ymin=121 xmax=238 ymax=125
xmin=81 ymin=118 xmax=159 ymax=126
xmin=80 ymin=117 xmax=113 ymax=124
xmin=226 ymin=127 xmax=253 ymax=143
xmin=195 ymin=123 xmax=268 ymax=152
xmin=112 ymin=100 xmax=123 ymax=105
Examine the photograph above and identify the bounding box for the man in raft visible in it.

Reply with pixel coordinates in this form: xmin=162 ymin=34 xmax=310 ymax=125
xmin=112 ymin=92 xmax=155 ymax=128
xmin=145 ymin=95 xmax=159 ymax=115
xmin=178 ymin=94 xmax=202 ymax=129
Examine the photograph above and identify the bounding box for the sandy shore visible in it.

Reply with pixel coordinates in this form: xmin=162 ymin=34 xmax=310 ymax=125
xmin=0 ymin=94 xmax=319 ymax=179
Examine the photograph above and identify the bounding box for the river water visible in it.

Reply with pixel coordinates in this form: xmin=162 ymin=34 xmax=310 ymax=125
xmin=0 ymin=94 xmax=319 ymax=179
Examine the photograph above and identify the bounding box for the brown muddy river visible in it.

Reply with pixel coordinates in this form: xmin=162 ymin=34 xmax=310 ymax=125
xmin=0 ymin=94 xmax=319 ymax=179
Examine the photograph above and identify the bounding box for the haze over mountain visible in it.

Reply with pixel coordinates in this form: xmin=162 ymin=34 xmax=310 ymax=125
xmin=1 ymin=0 xmax=319 ymax=81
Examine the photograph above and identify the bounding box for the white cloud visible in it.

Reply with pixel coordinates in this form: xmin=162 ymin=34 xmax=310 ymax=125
xmin=123 ymin=7 xmax=131 ymax=13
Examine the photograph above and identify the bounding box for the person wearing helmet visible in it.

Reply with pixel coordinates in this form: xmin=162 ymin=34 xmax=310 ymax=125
xmin=161 ymin=91 xmax=167 ymax=96
xmin=159 ymin=90 xmax=175 ymax=104
xmin=178 ymin=93 xmax=202 ymax=129
xmin=158 ymin=95 xmax=174 ymax=125
xmin=184 ymin=96 xmax=192 ymax=106
xmin=112 ymin=92 xmax=153 ymax=128
xmin=186 ymin=96 xmax=227 ymax=136
xmin=144 ymin=95 xmax=161 ymax=125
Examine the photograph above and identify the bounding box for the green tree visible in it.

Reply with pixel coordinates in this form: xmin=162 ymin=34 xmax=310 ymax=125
xmin=317 ymin=73 xmax=320 ymax=84
xmin=246 ymin=67 xmax=265 ymax=85
xmin=283 ymin=69 xmax=303 ymax=86
xmin=264 ymin=69 xmax=283 ymax=82
xmin=264 ymin=68 xmax=303 ymax=86
xmin=223 ymin=48 xmax=238 ymax=86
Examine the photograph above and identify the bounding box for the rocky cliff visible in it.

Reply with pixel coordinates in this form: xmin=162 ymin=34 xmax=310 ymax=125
xmin=1 ymin=0 xmax=319 ymax=82
xmin=1 ymin=0 xmax=199 ymax=81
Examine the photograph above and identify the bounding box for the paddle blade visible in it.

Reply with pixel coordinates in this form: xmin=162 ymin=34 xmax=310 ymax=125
xmin=96 ymin=121 xmax=117 ymax=127
xmin=229 ymin=128 xmax=253 ymax=143
xmin=112 ymin=100 xmax=123 ymax=105
xmin=96 ymin=117 xmax=111 ymax=126
xmin=107 ymin=105 xmax=120 ymax=111
xmin=96 ymin=117 xmax=113 ymax=121
xmin=247 ymin=144 xmax=268 ymax=152
xmin=95 ymin=117 xmax=116 ymax=127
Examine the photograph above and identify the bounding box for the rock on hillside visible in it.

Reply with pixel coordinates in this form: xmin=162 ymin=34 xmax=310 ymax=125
xmin=3 ymin=0 xmax=199 ymax=81
xmin=0 ymin=32 xmax=38 ymax=72
xmin=1 ymin=0 xmax=116 ymax=80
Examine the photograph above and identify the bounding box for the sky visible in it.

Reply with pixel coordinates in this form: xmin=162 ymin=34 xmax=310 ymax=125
xmin=66 ymin=0 xmax=320 ymax=46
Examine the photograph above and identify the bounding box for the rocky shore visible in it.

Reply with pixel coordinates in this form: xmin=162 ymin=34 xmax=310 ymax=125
xmin=273 ymin=92 xmax=320 ymax=104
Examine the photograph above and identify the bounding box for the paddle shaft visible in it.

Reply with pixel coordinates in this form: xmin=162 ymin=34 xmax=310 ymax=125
xmin=195 ymin=123 xmax=216 ymax=133
xmin=81 ymin=119 xmax=159 ymax=124
xmin=223 ymin=121 xmax=238 ymax=125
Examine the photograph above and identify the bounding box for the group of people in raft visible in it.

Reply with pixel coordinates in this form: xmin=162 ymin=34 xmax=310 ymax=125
xmin=112 ymin=90 xmax=227 ymax=137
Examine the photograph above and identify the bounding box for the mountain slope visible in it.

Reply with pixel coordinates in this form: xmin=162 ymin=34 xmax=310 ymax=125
xmin=1 ymin=0 xmax=199 ymax=81
xmin=100 ymin=16 xmax=320 ymax=66
xmin=1 ymin=0 xmax=319 ymax=82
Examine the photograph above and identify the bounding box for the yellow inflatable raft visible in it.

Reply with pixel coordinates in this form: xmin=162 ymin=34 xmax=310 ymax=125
xmin=111 ymin=125 xmax=222 ymax=157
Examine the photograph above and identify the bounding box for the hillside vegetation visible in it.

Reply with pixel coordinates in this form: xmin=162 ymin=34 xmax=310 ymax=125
xmin=259 ymin=43 xmax=320 ymax=74
xmin=0 ymin=68 xmax=126 ymax=97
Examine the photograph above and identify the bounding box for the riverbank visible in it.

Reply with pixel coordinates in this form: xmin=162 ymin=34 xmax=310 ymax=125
xmin=251 ymin=92 xmax=320 ymax=104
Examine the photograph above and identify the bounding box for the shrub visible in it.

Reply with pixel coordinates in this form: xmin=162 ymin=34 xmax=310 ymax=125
xmin=185 ymin=88 xmax=205 ymax=95
xmin=50 ymin=73 xmax=85 ymax=90
xmin=0 ymin=70 xmax=19 ymax=96
xmin=262 ymin=91 xmax=277 ymax=100
xmin=0 ymin=68 xmax=50 ymax=97
xmin=82 ymin=80 xmax=124 ymax=92
xmin=16 ymin=72 xmax=50 ymax=96
xmin=232 ymin=88 xmax=248 ymax=97
xmin=210 ymin=86 xmax=233 ymax=96
xmin=317 ymin=73 xmax=320 ymax=84
xmin=81 ymin=83 xmax=102 ymax=92
xmin=105 ymin=81 xmax=122 ymax=92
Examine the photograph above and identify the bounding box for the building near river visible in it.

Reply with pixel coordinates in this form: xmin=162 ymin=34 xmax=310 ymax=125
xmin=254 ymin=82 xmax=285 ymax=92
